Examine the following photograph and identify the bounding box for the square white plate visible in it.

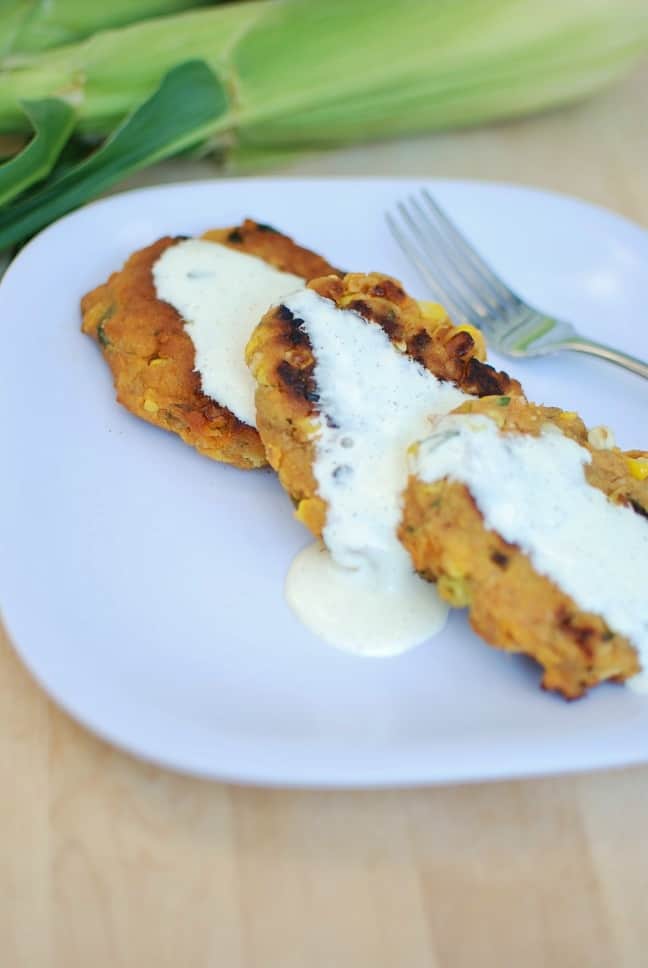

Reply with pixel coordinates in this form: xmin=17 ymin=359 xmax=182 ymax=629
xmin=1 ymin=177 xmax=647 ymax=786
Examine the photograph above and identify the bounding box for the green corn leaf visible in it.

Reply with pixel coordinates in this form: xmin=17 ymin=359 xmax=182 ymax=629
xmin=0 ymin=98 xmax=75 ymax=206
xmin=0 ymin=59 xmax=228 ymax=250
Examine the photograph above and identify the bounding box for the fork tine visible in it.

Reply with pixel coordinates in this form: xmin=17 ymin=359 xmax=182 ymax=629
xmin=397 ymin=200 xmax=483 ymax=324
xmin=385 ymin=212 xmax=468 ymax=325
xmin=406 ymin=197 xmax=492 ymax=319
xmin=421 ymin=189 xmax=520 ymax=310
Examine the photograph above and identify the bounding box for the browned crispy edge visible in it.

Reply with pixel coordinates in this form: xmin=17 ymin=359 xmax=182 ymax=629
xmin=399 ymin=395 xmax=647 ymax=698
xmin=81 ymin=219 xmax=340 ymax=469
xmin=246 ymin=271 xmax=522 ymax=534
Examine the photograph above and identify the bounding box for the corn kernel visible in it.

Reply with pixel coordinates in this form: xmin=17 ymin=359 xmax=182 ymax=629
xmin=338 ymin=293 xmax=364 ymax=309
xmin=143 ymin=398 xmax=159 ymax=413
xmin=301 ymin=417 xmax=321 ymax=439
xmin=627 ymin=456 xmax=648 ymax=481
xmin=438 ymin=574 xmax=471 ymax=607
xmin=418 ymin=300 xmax=448 ymax=324
xmin=149 ymin=357 xmax=167 ymax=368
xmin=455 ymin=323 xmax=487 ymax=360
xmin=588 ymin=425 xmax=615 ymax=450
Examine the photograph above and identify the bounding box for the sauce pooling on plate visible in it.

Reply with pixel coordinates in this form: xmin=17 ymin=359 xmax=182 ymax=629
xmin=153 ymin=239 xmax=302 ymax=426
xmin=286 ymin=541 xmax=448 ymax=656
xmin=282 ymin=288 xmax=471 ymax=656
xmin=412 ymin=413 xmax=648 ymax=689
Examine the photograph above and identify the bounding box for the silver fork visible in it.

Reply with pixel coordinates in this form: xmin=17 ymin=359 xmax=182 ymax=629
xmin=387 ymin=189 xmax=648 ymax=380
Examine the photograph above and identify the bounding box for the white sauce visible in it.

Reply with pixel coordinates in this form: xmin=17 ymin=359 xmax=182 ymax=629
xmin=283 ymin=288 xmax=470 ymax=656
xmin=286 ymin=542 xmax=448 ymax=656
xmin=413 ymin=413 xmax=648 ymax=690
xmin=153 ymin=239 xmax=303 ymax=426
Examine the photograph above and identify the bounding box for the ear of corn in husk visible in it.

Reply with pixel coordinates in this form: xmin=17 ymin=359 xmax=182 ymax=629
xmin=0 ymin=0 xmax=646 ymax=248
xmin=0 ymin=0 xmax=645 ymax=141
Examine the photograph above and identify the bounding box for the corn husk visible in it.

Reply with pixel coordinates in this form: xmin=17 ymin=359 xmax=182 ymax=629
xmin=0 ymin=0 xmax=212 ymax=60
xmin=0 ymin=0 xmax=646 ymax=146
xmin=0 ymin=0 xmax=647 ymax=250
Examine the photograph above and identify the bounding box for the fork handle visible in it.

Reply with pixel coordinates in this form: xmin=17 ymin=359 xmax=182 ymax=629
xmin=558 ymin=337 xmax=648 ymax=380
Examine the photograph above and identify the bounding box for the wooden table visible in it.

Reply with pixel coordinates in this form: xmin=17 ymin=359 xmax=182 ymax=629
xmin=2 ymin=62 xmax=647 ymax=968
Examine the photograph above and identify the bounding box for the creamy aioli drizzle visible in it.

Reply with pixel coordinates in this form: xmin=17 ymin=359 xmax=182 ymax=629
xmin=283 ymin=288 xmax=470 ymax=656
xmin=153 ymin=239 xmax=303 ymax=426
xmin=413 ymin=413 xmax=648 ymax=690
xmin=287 ymin=541 xmax=448 ymax=655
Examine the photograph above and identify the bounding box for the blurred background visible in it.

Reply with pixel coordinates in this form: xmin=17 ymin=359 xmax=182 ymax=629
xmin=0 ymin=0 xmax=646 ymax=249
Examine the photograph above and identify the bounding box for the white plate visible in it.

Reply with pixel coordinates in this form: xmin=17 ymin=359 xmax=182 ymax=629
xmin=1 ymin=178 xmax=647 ymax=787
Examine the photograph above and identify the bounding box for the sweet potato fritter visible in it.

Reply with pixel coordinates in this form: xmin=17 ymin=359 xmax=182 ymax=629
xmin=399 ymin=395 xmax=648 ymax=698
xmin=245 ymin=271 xmax=521 ymax=536
xmin=81 ymin=219 xmax=339 ymax=469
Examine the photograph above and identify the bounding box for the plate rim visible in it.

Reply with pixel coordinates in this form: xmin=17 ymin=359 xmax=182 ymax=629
xmin=3 ymin=174 xmax=648 ymax=295
xmin=2 ymin=175 xmax=647 ymax=788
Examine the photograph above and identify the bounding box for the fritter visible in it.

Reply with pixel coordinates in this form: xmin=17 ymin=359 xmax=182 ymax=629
xmin=81 ymin=219 xmax=339 ymax=469
xmin=399 ymin=395 xmax=648 ymax=698
xmin=245 ymin=271 xmax=521 ymax=536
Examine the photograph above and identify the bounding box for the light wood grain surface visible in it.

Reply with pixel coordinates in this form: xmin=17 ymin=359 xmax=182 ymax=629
xmin=2 ymin=62 xmax=647 ymax=968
